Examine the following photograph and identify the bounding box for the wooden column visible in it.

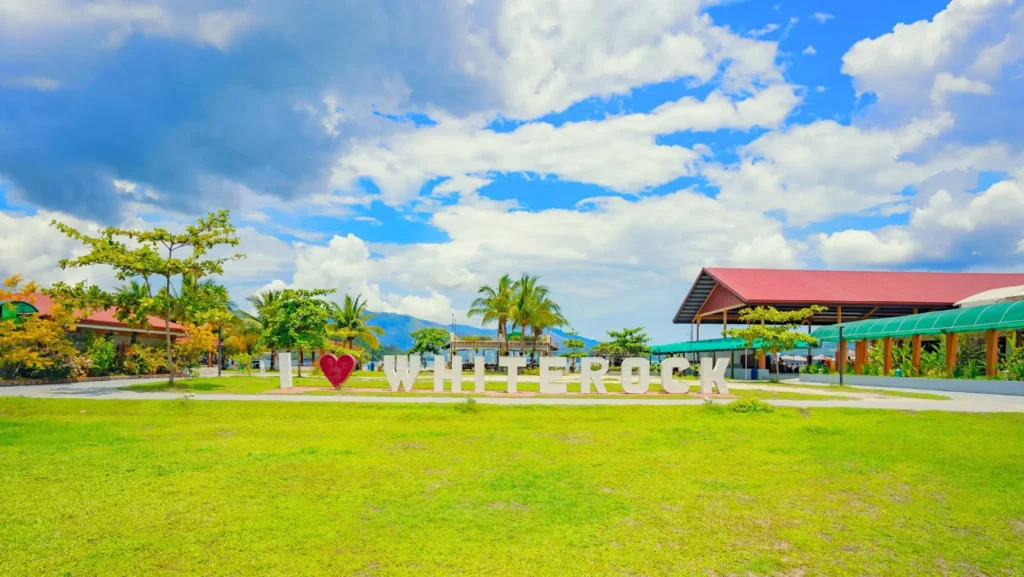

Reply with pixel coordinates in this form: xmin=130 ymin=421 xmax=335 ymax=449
xmin=854 ymin=340 xmax=866 ymax=374
xmin=758 ymin=352 xmax=766 ymax=370
xmin=883 ymin=337 xmax=893 ymax=376
xmin=695 ymin=316 xmax=701 ymax=340
xmin=985 ymin=330 xmax=998 ymax=378
xmin=945 ymin=333 xmax=958 ymax=375
xmin=911 ymin=335 xmax=922 ymax=373
xmin=722 ymin=309 xmax=728 ymax=334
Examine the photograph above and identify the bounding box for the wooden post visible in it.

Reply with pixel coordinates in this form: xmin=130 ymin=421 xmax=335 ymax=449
xmin=945 ymin=333 xmax=958 ymax=375
xmin=722 ymin=309 xmax=727 ymax=334
xmin=985 ymin=330 xmax=998 ymax=378
xmin=695 ymin=316 xmax=701 ymax=341
xmin=911 ymin=335 xmax=922 ymax=373
xmin=853 ymin=340 xmax=864 ymax=374
xmin=883 ymin=337 xmax=893 ymax=376
xmin=758 ymin=352 xmax=766 ymax=370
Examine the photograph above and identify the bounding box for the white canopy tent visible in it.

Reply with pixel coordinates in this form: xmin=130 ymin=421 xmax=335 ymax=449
xmin=955 ymin=285 xmax=1024 ymax=308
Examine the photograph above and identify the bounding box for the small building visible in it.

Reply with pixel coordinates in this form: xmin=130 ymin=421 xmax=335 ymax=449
xmin=1 ymin=292 xmax=186 ymax=351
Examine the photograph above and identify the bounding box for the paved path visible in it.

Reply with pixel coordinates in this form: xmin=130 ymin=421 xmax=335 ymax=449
xmin=3 ymin=377 xmax=1024 ymax=412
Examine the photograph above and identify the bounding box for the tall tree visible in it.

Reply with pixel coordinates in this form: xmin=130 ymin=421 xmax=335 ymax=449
xmin=50 ymin=210 xmax=243 ymax=385
xmin=560 ymin=328 xmax=587 ymax=371
xmin=258 ymin=288 xmax=335 ymax=378
xmin=509 ymin=274 xmax=566 ymax=362
xmin=246 ymin=289 xmax=282 ymax=369
xmin=330 ymin=294 xmax=384 ymax=350
xmin=409 ymin=327 xmax=449 ymax=358
xmin=467 ymin=274 xmax=515 ymax=353
xmin=725 ymin=305 xmax=827 ymax=380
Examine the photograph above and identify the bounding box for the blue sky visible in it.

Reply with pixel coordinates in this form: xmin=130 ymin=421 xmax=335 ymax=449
xmin=2 ymin=0 xmax=1023 ymax=343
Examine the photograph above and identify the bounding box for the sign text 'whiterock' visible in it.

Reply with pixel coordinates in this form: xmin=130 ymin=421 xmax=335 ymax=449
xmin=381 ymin=356 xmax=729 ymax=395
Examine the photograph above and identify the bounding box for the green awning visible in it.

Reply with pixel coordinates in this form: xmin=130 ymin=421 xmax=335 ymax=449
xmin=651 ymin=336 xmax=812 ymax=355
xmin=0 ymin=301 xmax=39 ymax=321
xmin=811 ymin=300 xmax=1024 ymax=342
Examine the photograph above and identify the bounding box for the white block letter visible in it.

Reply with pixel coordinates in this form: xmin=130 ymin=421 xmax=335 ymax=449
xmin=498 ymin=356 xmax=527 ymax=393
xmin=700 ymin=357 xmax=729 ymax=394
xmin=384 ymin=355 xmax=422 ymax=392
xmin=278 ymin=352 xmax=292 ymax=389
xmin=580 ymin=357 xmax=608 ymax=394
xmin=620 ymin=358 xmax=650 ymax=394
xmin=660 ymin=357 xmax=692 ymax=394
xmin=434 ymin=356 xmax=462 ymax=392
xmin=473 ymin=356 xmax=486 ymax=393
xmin=539 ymin=357 xmax=567 ymax=394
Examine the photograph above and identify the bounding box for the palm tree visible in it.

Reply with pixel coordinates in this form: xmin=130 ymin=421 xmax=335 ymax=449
xmin=330 ymin=294 xmax=384 ymax=351
xmin=510 ymin=274 xmax=568 ymax=364
xmin=467 ymin=274 xmax=516 ymax=354
xmin=247 ymin=289 xmax=282 ymax=369
xmin=529 ymin=295 xmax=568 ymax=358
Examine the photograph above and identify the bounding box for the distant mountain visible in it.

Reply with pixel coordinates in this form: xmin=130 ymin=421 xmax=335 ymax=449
xmin=370 ymin=312 xmax=599 ymax=351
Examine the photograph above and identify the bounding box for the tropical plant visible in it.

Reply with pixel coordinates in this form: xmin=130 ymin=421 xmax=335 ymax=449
xmin=725 ymin=305 xmax=827 ymax=380
xmin=50 ymin=210 xmax=243 ymax=385
xmin=122 ymin=345 xmax=168 ymax=376
xmin=257 ymin=288 xmax=335 ymax=378
xmin=560 ymin=328 xmax=587 ymax=371
xmin=468 ymin=274 xmax=516 ymax=353
xmin=84 ymin=335 xmax=118 ymax=377
xmin=0 ymin=275 xmax=90 ymax=380
xmin=509 ymin=274 xmax=566 ymax=362
xmin=173 ymin=322 xmax=218 ymax=374
xmin=409 ymin=327 xmax=449 ymax=357
xmin=246 ymin=289 xmax=282 ymax=368
xmin=231 ymin=352 xmax=255 ymax=377
xmin=329 ymin=294 xmax=384 ymax=350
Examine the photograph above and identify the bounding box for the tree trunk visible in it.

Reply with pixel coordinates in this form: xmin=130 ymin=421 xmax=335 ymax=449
xmin=297 ymin=349 xmax=303 ymax=378
xmin=270 ymin=349 xmax=276 ymax=371
xmin=164 ymin=274 xmax=174 ymax=385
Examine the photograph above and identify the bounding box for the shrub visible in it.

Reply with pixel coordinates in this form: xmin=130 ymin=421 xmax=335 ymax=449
xmin=729 ymin=398 xmax=774 ymax=414
xmin=85 ymin=337 xmax=117 ymax=377
xmin=232 ymin=352 xmax=254 ymax=376
xmin=123 ymin=345 xmax=168 ymax=376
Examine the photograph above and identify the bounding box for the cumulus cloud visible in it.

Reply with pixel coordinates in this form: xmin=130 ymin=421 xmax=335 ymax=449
xmin=802 ymin=45 xmax=816 ymax=55
xmin=811 ymin=12 xmax=834 ymax=23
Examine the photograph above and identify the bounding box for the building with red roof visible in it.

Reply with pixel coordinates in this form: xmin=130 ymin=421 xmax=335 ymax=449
xmin=674 ymin=268 xmax=1024 ymax=328
xmin=2 ymin=292 xmax=185 ymax=347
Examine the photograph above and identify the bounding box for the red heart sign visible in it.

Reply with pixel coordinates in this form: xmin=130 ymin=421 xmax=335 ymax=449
xmin=319 ymin=354 xmax=356 ymax=389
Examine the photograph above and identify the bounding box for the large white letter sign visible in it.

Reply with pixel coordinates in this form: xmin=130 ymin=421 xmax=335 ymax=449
xmin=580 ymin=357 xmax=608 ymax=394
xmin=434 ymin=356 xmax=463 ymax=392
xmin=473 ymin=356 xmax=486 ymax=393
xmin=660 ymin=357 xmax=691 ymax=394
xmin=620 ymin=358 xmax=651 ymax=394
xmin=279 ymin=352 xmax=292 ymax=389
xmin=384 ymin=355 xmax=422 ymax=392
xmin=700 ymin=357 xmax=729 ymax=394
xmin=539 ymin=357 xmax=568 ymax=394
xmin=499 ymin=356 xmax=527 ymax=393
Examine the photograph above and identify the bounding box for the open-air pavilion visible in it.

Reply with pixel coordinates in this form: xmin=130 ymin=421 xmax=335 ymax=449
xmin=445 ymin=332 xmax=558 ymax=366
xmin=671 ymin=267 xmax=1024 ymax=368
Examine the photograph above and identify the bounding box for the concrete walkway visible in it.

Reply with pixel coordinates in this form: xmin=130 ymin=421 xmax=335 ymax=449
xmin=2 ymin=377 xmax=1024 ymax=412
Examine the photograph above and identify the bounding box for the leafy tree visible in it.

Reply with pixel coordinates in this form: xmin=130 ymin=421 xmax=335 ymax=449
xmin=231 ymin=352 xmax=255 ymax=377
xmin=246 ymin=289 xmax=282 ymax=369
xmin=605 ymin=327 xmax=652 ymax=356
xmin=725 ymin=305 xmax=826 ymax=380
xmin=468 ymin=274 xmax=516 ymax=353
xmin=409 ymin=327 xmax=449 ymax=357
xmin=50 ymin=210 xmax=243 ymax=385
xmin=330 ymin=294 xmax=384 ymax=350
xmin=560 ymin=328 xmax=587 ymax=371
xmin=258 ymin=288 xmax=335 ymax=378
xmin=173 ymin=322 xmax=217 ymax=374
xmin=0 ymin=275 xmax=89 ymax=380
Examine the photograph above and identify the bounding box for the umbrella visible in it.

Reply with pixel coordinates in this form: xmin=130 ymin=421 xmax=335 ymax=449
xmin=955 ymin=285 xmax=1024 ymax=308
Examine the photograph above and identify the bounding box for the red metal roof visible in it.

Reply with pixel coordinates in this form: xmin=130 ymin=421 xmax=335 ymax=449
xmin=703 ymin=268 xmax=1024 ymax=305
xmin=27 ymin=292 xmax=185 ymax=333
xmin=674 ymin=268 xmax=1024 ymax=324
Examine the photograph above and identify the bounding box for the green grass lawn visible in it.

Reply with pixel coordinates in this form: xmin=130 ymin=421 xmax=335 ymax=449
xmin=0 ymin=398 xmax=1020 ymax=576
xmin=121 ymin=377 xmax=851 ymax=401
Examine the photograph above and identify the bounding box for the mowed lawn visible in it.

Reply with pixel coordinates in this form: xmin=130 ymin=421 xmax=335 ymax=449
xmin=1 ymin=399 xmax=1021 ymax=576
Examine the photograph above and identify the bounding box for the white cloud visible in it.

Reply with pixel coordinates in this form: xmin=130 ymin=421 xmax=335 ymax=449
xmin=802 ymin=45 xmax=816 ymax=55
xmin=0 ymin=76 xmax=61 ymax=90
xmin=335 ymin=85 xmax=802 ymax=204
xmin=812 ymin=12 xmax=834 ymax=23
xmin=930 ymin=72 xmax=992 ymax=105
xmin=749 ymin=23 xmax=780 ymax=37
xmin=485 ymin=0 xmax=787 ymax=118
xmin=841 ymin=0 xmax=1019 ymax=110
xmin=815 ymin=85 xmax=826 ymax=92
xmin=816 ymin=176 xmax=1024 ymax=268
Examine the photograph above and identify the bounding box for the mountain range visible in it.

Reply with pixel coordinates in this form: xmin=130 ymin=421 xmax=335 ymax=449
xmin=370 ymin=312 xmax=600 ymax=351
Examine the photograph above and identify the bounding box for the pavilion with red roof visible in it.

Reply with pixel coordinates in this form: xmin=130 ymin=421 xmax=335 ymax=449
xmin=674 ymin=268 xmax=1024 ymax=330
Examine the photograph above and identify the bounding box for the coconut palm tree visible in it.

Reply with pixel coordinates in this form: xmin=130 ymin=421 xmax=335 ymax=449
xmin=509 ymin=274 xmax=567 ymax=363
xmin=330 ymin=294 xmax=384 ymax=350
xmin=246 ymin=289 xmax=282 ymax=369
xmin=467 ymin=273 xmax=516 ymax=354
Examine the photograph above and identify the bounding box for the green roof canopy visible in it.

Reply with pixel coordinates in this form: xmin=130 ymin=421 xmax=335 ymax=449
xmin=651 ymin=336 xmax=812 ymax=355
xmin=811 ymin=300 xmax=1024 ymax=342
xmin=0 ymin=301 xmax=39 ymax=321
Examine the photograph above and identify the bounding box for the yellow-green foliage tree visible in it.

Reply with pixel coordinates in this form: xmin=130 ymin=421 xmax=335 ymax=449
xmin=0 ymin=276 xmax=87 ymax=380
xmin=50 ymin=210 xmax=243 ymax=385
xmin=173 ymin=322 xmax=218 ymax=373
xmin=725 ymin=305 xmax=827 ymax=380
